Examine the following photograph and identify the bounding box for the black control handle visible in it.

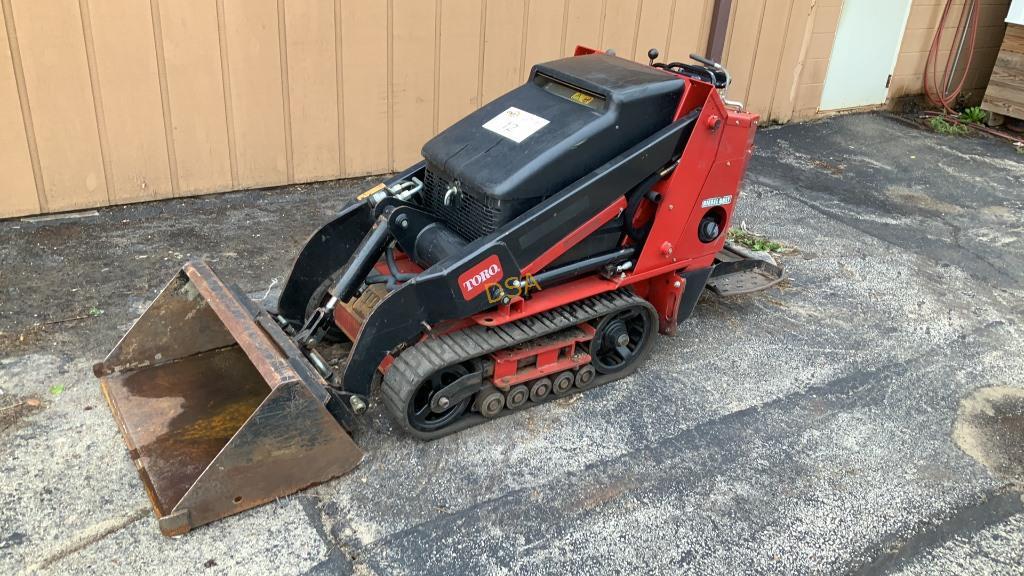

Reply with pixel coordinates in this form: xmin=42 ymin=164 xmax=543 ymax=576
xmin=689 ymin=53 xmax=721 ymax=69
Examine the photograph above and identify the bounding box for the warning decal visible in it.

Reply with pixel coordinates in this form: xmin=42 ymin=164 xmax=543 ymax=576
xmin=482 ymin=107 xmax=549 ymax=143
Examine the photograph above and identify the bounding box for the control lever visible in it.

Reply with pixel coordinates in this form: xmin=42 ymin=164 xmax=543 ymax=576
xmin=689 ymin=53 xmax=721 ymax=69
xmin=689 ymin=53 xmax=730 ymax=87
xmin=689 ymin=53 xmax=741 ymax=109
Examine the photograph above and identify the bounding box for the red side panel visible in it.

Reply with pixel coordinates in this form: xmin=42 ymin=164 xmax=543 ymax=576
xmin=490 ymin=324 xmax=595 ymax=389
xmin=573 ymin=45 xmax=606 ymax=56
xmin=636 ymin=83 xmax=759 ymax=264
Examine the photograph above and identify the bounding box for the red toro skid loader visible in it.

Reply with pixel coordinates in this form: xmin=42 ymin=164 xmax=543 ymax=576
xmin=95 ymin=47 xmax=782 ymax=535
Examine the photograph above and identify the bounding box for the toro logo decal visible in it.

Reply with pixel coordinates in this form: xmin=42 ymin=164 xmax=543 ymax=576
xmin=459 ymin=255 xmax=503 ymax=301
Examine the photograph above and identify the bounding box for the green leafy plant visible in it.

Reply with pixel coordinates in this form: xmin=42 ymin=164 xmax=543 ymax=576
xmin=728 ymin=228 xmax=784 ymax=253
xmin=88 ymin=306 xmax=104 ymax=317
xmin=49 ymin=385 xmax=64 ymax=396
xmin=929 ymin=116 xmax=968 ymax=136
xmin=959 ymin=106 xmax=987 ymax=124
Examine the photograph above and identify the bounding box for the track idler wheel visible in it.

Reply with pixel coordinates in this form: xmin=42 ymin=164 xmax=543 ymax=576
xmin=590 ymin=306 xmax=655 ymax=375
xmin=407 ymin=365 xmax=472 ymax=432
xmin=552 ymin=371 xmax=575 ymax=396
xmin=574 ymin=364 xmax=597 ymax=389
xmin=529 ymin=378 xmax=551 ymax=402
xmin=477 ymin=386 xmax=505 ymax=418
xmin=506 ymin=385 xmax=529 ymax=410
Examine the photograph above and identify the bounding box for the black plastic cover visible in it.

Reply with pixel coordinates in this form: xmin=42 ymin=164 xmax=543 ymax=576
xmin=421 ymin=54 xmax=684 ymax=203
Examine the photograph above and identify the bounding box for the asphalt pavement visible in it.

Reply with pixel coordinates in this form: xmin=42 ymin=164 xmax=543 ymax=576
xmin=1 ymin=112 xmax=1022 ymax=574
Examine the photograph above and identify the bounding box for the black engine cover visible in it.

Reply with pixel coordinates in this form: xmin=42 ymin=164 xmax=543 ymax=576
xmin=420 ymin=53 xmax=683 ymax=240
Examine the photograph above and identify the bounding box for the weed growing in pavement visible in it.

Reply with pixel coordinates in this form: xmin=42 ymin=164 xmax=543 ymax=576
xmin=959 ymin=106 xmax=987 ymax=124
xmin=929 ymin=116 xmax=969 ymax=136
xmin=728 ymin=228 xmax=784 ymax=253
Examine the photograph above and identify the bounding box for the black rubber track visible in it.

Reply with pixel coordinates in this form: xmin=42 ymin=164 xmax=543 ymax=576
xmin=381 ymin=289 xmax=657 ymax=440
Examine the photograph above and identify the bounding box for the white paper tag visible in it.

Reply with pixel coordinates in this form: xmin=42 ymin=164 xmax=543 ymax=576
xmin=482 ymin=107 xmax=549 ymax=143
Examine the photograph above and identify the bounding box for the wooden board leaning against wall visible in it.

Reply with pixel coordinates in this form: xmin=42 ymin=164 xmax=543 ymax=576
xmin=982 ymin=23 xmax=1024 ymax=122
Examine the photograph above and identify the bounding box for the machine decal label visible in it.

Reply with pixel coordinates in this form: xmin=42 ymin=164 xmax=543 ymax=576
xmin=570 ymin=92 xmax=594 ymax=105
xmin=701 ymin=195 xmax=733 ymax=208
xmin=482 ymin=107 xmax=549 ymax=143
xmin=459 ymin=255 xmax=503 ymax=301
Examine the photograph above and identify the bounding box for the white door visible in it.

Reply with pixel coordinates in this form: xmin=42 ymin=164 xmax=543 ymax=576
xmin=819 ymin=0 xmax=914 ymax=111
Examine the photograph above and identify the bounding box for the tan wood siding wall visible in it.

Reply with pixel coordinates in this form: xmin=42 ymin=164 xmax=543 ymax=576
xmin=717 ymin=0 xmax=842 ymax=123
xmin=0 ymin=0 xmax=1003 ymax=219
xmin=0 ymin=0 xmax=720 ymax=218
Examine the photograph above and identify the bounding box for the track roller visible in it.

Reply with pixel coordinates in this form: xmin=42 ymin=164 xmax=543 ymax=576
xmin=574 ymin=364 xmax=597 ymax=389
xmin=552 ymin=371 xmax=575 ymax=396
xmin=477 ymin=386 xmax=505 ymax=418
xmin=529 ymin=378 xmax=551 ymax=402
xmin=506 ymin=385 xmax=529 ymax=410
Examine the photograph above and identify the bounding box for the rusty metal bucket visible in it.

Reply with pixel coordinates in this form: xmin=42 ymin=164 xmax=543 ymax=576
xmin=94 ymin=261 xmax=363 ymax=536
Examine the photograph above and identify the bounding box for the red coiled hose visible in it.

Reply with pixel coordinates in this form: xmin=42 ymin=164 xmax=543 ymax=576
xmin=921 ymin=0 xmax=1023 ymax=143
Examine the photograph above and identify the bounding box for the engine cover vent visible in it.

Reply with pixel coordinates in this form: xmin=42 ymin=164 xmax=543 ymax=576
xmin=422 ymin=166 xmax=520 ymax=241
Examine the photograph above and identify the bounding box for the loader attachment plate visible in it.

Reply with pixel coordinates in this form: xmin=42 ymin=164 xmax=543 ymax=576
xmin=707 ymin=243 xmax=785 ymax=296
xmin=95 ymin=261 xmax=363 ymax=536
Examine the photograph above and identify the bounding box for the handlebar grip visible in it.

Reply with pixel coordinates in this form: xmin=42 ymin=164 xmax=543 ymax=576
xmin=689 ymin=53 xmax=721 ymax=69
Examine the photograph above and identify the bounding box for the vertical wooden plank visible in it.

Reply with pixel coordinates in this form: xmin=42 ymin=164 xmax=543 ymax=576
xmin=523 ymin=0 xmax=566 ymax=71
xmin=769 ymin=0 xmax=815 ymax=122
xmin=744 ymin=0 xmax=793 ymax=118
xmin=563 ymin=0 xmax=603 ymax=55
xmin=0 ymin=3 xmax=38 ymax=217
xmin=666 ymin=0 xmax=712 ymax=61
xmin=87 ymin=0 xmax=172 ymax=204
xmin=601 ymin=0 xmax=641 ymax=58
xmin=9 ymin=0 xmax=107 ymax=212
xmin=284 ymin=0 xmax=340 ymax=182
xmin=437 ymin=0 xmax=483 ymax=130
xmin=481 ymin=0 xmax=526 ymax=103
xmin=634 ymin=0 xmax=674 ymax=61
xmin=340 ymin=0 xmax=388 ymax=176
xmin=392 ymin=0 xmax=436 ymax=169
xmin=721 ymin=0 xmax=766 ymax=103
xmin=278 ymin=0 xmax=294 ymax=182
xmin=222 ymin=0 xmax=288 ymax=188
xmin=158 ymin=0 xmax=232 ymax=195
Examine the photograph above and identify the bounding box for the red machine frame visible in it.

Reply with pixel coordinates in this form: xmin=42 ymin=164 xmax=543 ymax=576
xmin=332 ymin=47 xmax=759 ymax=375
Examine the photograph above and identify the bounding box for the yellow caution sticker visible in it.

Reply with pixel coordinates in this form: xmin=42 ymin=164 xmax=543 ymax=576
xmin=356 ymin=183 xmax=387 ymax=201
xmin=570 ymin=92 xmax=594 ymax=105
